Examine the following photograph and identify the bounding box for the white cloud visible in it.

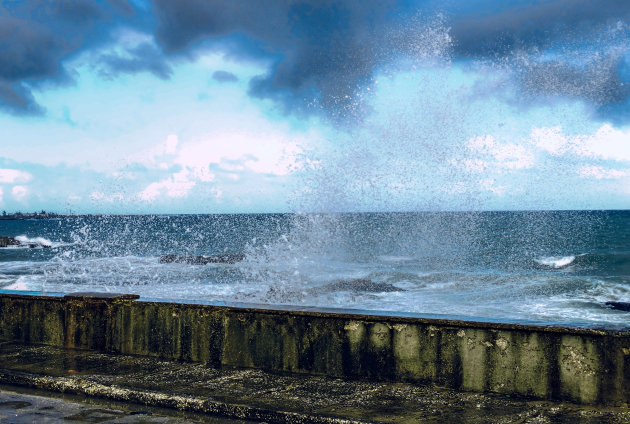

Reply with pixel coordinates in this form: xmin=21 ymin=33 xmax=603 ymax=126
xmin=0 ymin=169 xmax=32 ymax=184
xmin=466 ymin=135 xmax=535 ymax=171
xmin=174 ymin=129 xmax=305 ymax=177
xmin=576 ymin=125 xmax=630 ymax=162
xmin=133 ymin=119 xmax=316 ymax=203
xmin=138 ymin=169 xmax=198 ymax=201
xmin=0 ymin=187 xmax=3 ymax=203
xmin=11 ymin=185 xmax=28 ymax=202
xmin=531 ymin=126 xmax=571 ymax=155
xmin=459 ymin=158 xmax=488 ymax=173
xmin=531 ymin=124 xmax=630 ymax=162
xmin=164 ymin=134 xmax=178 ymax=155
xmin=90 ymin=191 xmax=125 ymax=203
xmin=479 ymin=178 xmax=507 ymax=195
xmin=578 ymin=166 xmax=630 ymax=180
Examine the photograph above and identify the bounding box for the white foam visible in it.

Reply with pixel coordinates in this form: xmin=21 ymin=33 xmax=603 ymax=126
xmin=4 ymin=276 xmax=30 ymax=291
xmin=378 ymin=255 xmax=414 ymax=263
xmin=12 ymin=235 xmax=72 ymax=248
xmin=534 ymin=255 xmax=576 ymax=268
xmin=14 ymin=235 xmax=52 ymax=248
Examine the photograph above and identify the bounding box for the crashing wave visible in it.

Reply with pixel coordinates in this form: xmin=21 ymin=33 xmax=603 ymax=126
xmin=534 ymin=255 xmax=576 ymax=269
xmin=15 ymin=235 xmax=53 ymax=248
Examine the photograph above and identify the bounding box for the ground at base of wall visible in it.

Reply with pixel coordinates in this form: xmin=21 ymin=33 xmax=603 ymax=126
xmin=0 ymin=388 xmax=252 ymax=423
xmin=0 ymin=342 xmax=628 ymax=424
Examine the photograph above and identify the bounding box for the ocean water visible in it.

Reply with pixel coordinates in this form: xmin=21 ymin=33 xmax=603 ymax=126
xmin=0 ymin=211 xmax=629 ymax=329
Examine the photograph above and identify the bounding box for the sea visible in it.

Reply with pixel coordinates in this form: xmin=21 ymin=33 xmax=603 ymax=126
xmin=0 ymin=211 xmax=629 ymax=329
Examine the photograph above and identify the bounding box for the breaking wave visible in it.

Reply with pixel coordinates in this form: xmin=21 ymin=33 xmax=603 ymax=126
xmin=534 ymin=255 xmax=577 ymax=269
xmin=14 ymin=235 xmax=54 ymax=248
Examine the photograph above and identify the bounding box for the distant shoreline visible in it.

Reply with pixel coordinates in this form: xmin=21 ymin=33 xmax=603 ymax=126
xmin=0 ymin=212 xmax=82 ymax=220
xmin=1 ymin=210 xmax=629 ymax=220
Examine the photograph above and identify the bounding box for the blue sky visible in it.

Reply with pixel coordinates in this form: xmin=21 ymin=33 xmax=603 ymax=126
xmin=1 ymin=0 xmax=629 ymax=213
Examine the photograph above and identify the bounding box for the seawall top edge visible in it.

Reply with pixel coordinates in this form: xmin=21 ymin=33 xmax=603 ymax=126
xmin=1 ymin=289 xmax=629 ymax=336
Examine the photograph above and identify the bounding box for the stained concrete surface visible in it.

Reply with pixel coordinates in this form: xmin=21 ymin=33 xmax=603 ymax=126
xmin=0 ymin=342 xmax=628 ymax=423
xmin=3 ymin=292 xmax=629 ymax=406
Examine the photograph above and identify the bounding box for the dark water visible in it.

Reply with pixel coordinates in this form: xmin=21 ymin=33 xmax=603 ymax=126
xmin=0 ymin=211 xmax=629 ymax=328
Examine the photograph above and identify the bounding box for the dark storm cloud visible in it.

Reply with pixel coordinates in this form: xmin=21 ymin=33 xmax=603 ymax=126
xmin=449 ymin=1 xmax=630 ymax=120
xmin=450 ymin=0 xmax=630 ymax=57
xmin=151 ymin=0 xmax=446 ymax=116
xmin=0 ymin=0 xmax=142 ymax=115
xmin=3 ymin=0 xmax=630 ymax=121
xmin=517 ymin=56 xmax=630 ymax=106
xmin=212 ymin=70 xmax=238 ymax=83
xmin=0 ymin=80 xmax=44 ymax=116
xmin=149 ymin=0 xmax=630 ymax=120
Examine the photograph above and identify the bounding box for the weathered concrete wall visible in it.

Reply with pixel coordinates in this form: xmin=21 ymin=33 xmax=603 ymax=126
xmin=1 ymin=291 xmax=629 ymax=406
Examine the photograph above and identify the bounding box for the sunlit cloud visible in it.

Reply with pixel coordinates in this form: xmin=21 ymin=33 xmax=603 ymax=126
xmin=466 ymin=135 xmax=535 ymax=171
xmin=11 ymin=185 xmax=28 ymax=202
xmin=532 ymin=125 xmax=630 ymax=162
xmin=578 ymin=165 xmax=630 ymax=179
xmin=0 ymin=169 xmax=32 ymax=184
xmin=132 ymin=116 xmax=315 ymax=204
xmin=138 ymin=169 xmax=200 ymax=202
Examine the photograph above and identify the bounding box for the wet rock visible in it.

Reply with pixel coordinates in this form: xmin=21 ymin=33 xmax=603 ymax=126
xmin=326 ymin=278 xmax=403 ymax=293
xmin=605 ymin=301 xmax=630 ymax=312
xmin=0 ymin=237 xmax=19 ymax=248
xmin=158 ymin=253 xmax=245 ymax=265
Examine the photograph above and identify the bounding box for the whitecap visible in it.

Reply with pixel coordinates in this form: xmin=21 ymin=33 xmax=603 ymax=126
xmin=12 ymin=235 xmax=72 ymax=248
xmin=14 ymin=235 xmax=52 ymax=248
xmin=534 ymin=255 xmax=576 ymax=269
xmin=377 ymin=255 xmax=414 ymax=263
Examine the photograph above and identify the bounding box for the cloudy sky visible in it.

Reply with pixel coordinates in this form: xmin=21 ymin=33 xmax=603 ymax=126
xmin=1 ymin=0 xmax=629 ymax=213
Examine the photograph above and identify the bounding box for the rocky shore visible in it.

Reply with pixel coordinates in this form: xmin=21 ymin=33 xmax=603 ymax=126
xmin=0 ymin=237 xmax=19 ymax=248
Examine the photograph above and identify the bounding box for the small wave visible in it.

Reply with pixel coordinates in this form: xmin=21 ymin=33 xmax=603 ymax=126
xmin=14 ymin=235 xmax=53 ymax=248
xmin=534 ymin=255 xmax=576 ymax=269
xmin=377 ymin=255 xmax=414 ymax=263
xmin=11 ymin=235 xmax=72 ymax=249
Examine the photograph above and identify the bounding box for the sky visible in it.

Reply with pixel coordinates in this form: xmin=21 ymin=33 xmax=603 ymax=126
xmin=1 ymin=0 xmax=629 ymax=213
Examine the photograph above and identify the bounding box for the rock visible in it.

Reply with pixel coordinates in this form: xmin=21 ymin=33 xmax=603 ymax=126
xmin=158 ymin=253 xmax=245 ymax=265
xmin=326 ymin=278 xmax=403 ymax=293
xmin=605 ymin=301 xmax=630 ymax=312
xmin=0 ymin=236 xmax=20 ymax=248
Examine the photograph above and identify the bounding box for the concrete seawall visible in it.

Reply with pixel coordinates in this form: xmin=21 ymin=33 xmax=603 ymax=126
xmin=0 ymin=291 xmax=629 ymax=406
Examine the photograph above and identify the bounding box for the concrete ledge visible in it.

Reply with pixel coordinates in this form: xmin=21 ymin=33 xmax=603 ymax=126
xmin=1 ymin=291 xmax=629 ymax=406
xmin=0 ymin=387 xmax=221 ymax=423
xmin=1 ymin=371 xmax=359 ymax=424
